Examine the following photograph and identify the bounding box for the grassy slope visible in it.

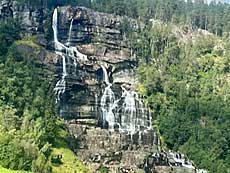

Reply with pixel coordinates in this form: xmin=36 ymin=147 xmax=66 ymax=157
xmin=50 ymin=121 xmax=90 ymax=173
xmin=0 ymin=38 xmax=90 ymax=173
xmin=51 ymin=147 xmax=88 ymax=173
xmin=0 ymin=166 xmax=31 ymax=173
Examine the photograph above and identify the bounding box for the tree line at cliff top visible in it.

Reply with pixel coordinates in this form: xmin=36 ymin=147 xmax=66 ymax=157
xmin=17 ymin=0 xmax=230 ymax=36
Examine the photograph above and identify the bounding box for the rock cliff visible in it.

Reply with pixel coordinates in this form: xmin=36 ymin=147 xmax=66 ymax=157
xmin=51 ymin=7 xmax=160 ymax=171
xmin=0 ymin=0 xmax=46 ymax=34
xmin=0 ymin=2 xmax=199 ymax=172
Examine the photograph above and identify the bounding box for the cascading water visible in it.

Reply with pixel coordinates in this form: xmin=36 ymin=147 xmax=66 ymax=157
xmin=121 ymin=87 xmax=136 ymax=135
xmin=52 ymin=8 xmax=87 ymax=102
xmin=52 ymin=8 xmax=66 ymax=51
xmin=67 ymin=18 xmax=74 ymax=46
xmin=100 ymin=65 xmax=117 ymax=130
xmin=52 ymin=8 xmax=59 ymax=48
xmin=53 ymin=8 xmax=67 ymax=101
xmin=53 ymin=7 xmax=153 ymax=143
xmin=54 ymin=53 xmax=67 ymax=101
xmin=100 ymin=66 xmax=150 ymax=138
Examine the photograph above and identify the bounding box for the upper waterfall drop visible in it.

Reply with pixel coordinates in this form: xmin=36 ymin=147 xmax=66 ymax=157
xmin=53 ymin=8 xmax=67 ymax=101
xmin=52 ymin=8 xmax=58 ymax=46
xmin=52 ymin=8 xmax=88 ymax=102
xmin=52 ymin=8 xmax=66 ymax=51
xmin=52 ymin=8 xmax=87 ymax=60
xmin=67 ymin=18 xmax=74 ymax=46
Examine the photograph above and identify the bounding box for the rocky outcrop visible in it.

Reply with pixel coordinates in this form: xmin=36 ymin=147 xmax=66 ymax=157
xmin=50 ymin=6 xmax=161 ymax=172
xmin=7 ymin=3 xmax=200 ymax=172
xmin=53 ymin=6 xmax=142 ymax=120
xmin=68 ymin=124 xmax=159 ymax=171
xmin=50 ymin=6 xmax=198 ymax=173
xmin=0 ymin=0 xmax=13 ymax=18
xmin=0 ymin=0 xmax=46 ymax=34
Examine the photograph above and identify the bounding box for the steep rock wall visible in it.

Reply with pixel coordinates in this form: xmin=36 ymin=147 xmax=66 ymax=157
xmin=52 ymin=6 xmax=160 ymax=172
xmin=0 ymin=0 xmax=46 ymax=34
xmin=0 ymin=2 xmax=200 ymax=172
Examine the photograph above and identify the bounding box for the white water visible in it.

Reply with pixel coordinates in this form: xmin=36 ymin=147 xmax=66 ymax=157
xmin=53 ymin=9 xmax=67 ymax=101
xmin=100 ymin=65 xmax=116 ymax=130
xmin=121 ymin=87 xmax=136 ymax=135
xmin=52 ymin=8 xmax=66 ymax=51
xmin=168 ymin=151 xmax=195 ymax=169
xmin=67 ymin=18 xmax=74 ymax=46
xmin=52 ymin=8 xmax=59 ymax=48
xmin=53 ymin=8 xmax=151 ymax=138
xmin=52 ymin=8 xmax=87 ymax=102
xmin=68 ymin=46 xmax=87 ymax=61
xmin=54 ymin=52 xmax=67 ymax=101
xmin=100 ymin=66 xmax=150 ymax=135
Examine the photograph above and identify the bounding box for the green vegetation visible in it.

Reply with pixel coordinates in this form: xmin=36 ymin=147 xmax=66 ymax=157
xmin=14 ymin=0 xmax=230 ymax=36
xmin=0 ymin=20 xmax=88 ymax=173
xmin=137 ymin=22 xmax=230 ymax=172
xmin=0 ymin=19 xmax=20 ymax=56
xmin=91 ymin=0 xmax=230 ymax=36
xmin=0 ymin=165 xmax=31 ymax=173
xmin=1 ymin=0 xmax=230 ymax=172
xmin=16 ymin=36 xmax=42 ymax=50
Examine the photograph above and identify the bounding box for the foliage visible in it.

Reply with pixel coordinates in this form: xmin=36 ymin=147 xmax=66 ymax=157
xmin=0 ymin=165 xmax=31 ymax=173
xmin=0 ymin=19 xmax=20 ymax=57
xmin=137 ymin=23 xmax=230 ymax=171
xmin=91 ymin=0 xmax=230 ymax=36
xmin=10 ymin=0 xmax=230 ymax=36
xmin=98 ymin=165 xmax=109 ymax=173
xmin=0 ymin=22 xmax=87 ymax=172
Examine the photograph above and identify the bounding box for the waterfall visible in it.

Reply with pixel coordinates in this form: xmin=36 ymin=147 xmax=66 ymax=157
xmin=101 ymin=65 xmax=110 ymax=86
xmin=53 ymin=8 xmax=68 ymax=102
xmin=100 ymin=65 xmax=117 ymax=130
xmin=52 ymin=8 xmax=66 ymax=51
xmin=52 ymin=8 xmax=58 ymax=47
xmin=67 ymin=18 xmax=74 ymax=46
xmin=53 ymin=8 xmax=152 ymax=141
xmin=53 ymin=52 xmax=67 ymax=101
xmin=100 ymin=66 xmax=150 ymax=136
xmin=121 ymin=87 xmax=136 ymax=135
xmin=68 ymin=47 xmax=87 ymax=61
xmin=52 ymin=8 xmax=87 ymax=102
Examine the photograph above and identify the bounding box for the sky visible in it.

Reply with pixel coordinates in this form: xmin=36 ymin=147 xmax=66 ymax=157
xmin=208 ymin=0 xmax=230 ymax=3
xmin=222 ymin=0 xmax=230 ymax=3
xmin=185 ymin=0 xmax=230 ymax=4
